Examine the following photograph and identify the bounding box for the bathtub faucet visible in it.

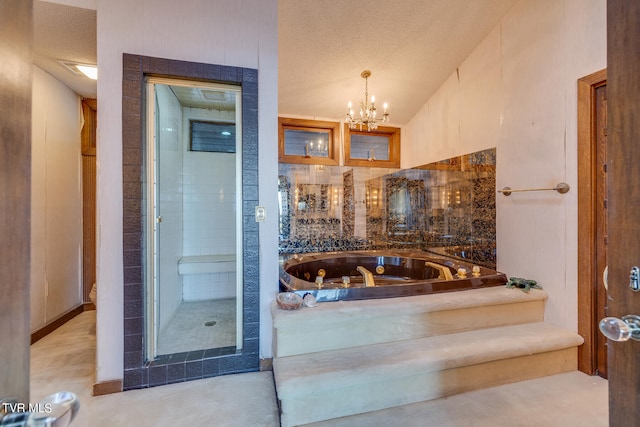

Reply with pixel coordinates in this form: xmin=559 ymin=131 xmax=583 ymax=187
xmin=356 ymin=266 xmax=376 ymax=287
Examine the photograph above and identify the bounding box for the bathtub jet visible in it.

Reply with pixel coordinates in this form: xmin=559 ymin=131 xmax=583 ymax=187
xmin=279 ymin=250 xmax=507 ymax=302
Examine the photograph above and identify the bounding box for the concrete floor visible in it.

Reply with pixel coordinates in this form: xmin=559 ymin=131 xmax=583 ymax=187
xmin=30 ymin=310 xmax=609 ymax=426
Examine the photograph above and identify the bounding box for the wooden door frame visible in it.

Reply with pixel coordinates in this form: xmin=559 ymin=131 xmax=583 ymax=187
xmin=0 ymin=0 xmax=32 ymax=404
xmin=577 ymin=68 xmax=607 ymax=375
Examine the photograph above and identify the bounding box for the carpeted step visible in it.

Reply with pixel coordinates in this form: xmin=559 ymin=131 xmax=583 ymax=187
xmin=272 ymin=287 xmax=547 ymax=357
xmin=273 ymin=322 xmax=583 ymax=427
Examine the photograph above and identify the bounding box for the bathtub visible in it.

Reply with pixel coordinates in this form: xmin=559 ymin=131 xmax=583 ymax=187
xmin=279 ymin=250 xmax=507 ymax=302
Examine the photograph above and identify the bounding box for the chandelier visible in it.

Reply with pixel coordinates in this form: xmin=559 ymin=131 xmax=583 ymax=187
xmin=345 ymin=70 xmax=389 ymax=131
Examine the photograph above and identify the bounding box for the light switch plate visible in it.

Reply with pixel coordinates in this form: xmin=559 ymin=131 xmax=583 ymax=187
xmin=255 ymin=206 xmax=266 ymax=222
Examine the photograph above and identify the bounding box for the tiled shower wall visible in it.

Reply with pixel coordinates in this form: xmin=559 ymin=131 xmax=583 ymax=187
xmin=156 ymin=84 xmax=183 ymax=334
xmin=278 ymin=148 xmax=496 ymax=267
xmin=181 ymin=107 xmax=237 ymax=258
xmin=156 ymin=89 xmax=237 ymax=309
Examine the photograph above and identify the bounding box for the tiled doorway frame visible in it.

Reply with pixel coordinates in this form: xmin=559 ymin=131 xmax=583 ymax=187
xmin=121 ymin=54 xmax=260 ymax=389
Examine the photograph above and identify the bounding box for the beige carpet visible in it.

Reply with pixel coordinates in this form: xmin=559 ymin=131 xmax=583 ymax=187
xmin=306 ymin=370 xmax=608 ymax=426
xmin=30 ymin=310 xmax=608 ymax=427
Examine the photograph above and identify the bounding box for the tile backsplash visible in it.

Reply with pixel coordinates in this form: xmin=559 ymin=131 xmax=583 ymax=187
xmin=278 ymin=148 xmax=496 ymax=268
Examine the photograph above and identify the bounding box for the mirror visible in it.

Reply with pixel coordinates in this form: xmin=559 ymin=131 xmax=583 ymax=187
xmin=277 ymin=148 xmax=496 ymax=268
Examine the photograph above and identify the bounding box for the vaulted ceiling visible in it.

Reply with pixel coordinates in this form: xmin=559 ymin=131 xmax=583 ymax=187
xmin=278 ymin=0 xmax=518 ymax=124
xmin=34 ymin=0 xmax=518 ymax=124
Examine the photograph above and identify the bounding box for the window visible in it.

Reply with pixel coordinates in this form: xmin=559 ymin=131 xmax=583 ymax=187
xmin=278 ymin=117 xmax=339 ymax=165
xmin=190 ymin=120 xmax=236 ymax=153
xmin=344 ymin=124 xmax=400 ymax=168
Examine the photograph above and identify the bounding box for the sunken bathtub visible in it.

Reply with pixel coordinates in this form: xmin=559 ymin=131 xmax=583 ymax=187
xmin=279 ymin=250 xmax=507 ymax=302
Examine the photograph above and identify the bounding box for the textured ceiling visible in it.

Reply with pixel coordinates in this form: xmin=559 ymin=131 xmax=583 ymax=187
xmin=33 ymin=0 xmax=518 ymax=123
xmin=34 ymin=1 xmax=97 ymax=98
xmin=278 ymin=0 xmax=518 ymax=124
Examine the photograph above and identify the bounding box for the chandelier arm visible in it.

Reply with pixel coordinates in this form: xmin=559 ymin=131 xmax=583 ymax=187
xmin=346 ymin=70 xmax=389 ymax=131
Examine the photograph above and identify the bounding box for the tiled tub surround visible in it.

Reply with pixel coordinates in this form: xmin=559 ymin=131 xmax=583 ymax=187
xmin=278 ymin=148 xmax=496 ymax=268
xmin=278 ymin=164 xmax=400 ymax=252
xmin=368 ymin=148 xmax=496 ymax=268
xmin=122 ymin=54 xmax=260 ymax=390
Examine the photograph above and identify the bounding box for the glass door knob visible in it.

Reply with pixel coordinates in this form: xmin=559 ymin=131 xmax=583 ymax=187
xmin=599 ymin=315 xmax=640 ymax=342
xmin=0 ymin=392 xmax=79 ymax=427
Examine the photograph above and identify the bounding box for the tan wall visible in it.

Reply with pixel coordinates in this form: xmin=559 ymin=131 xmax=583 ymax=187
xmin=30 ymin=65 xmax=83 ymax=332
xmin=403 ymin=0 xmax=607 ymax=331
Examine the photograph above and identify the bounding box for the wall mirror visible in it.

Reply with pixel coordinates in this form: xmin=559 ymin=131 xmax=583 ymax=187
xmin=277 ymin=148 xmax=496 ymax=269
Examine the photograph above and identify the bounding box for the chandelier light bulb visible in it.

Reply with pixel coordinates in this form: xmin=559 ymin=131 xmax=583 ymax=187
xmin=371 ymin=95 xmax=375 ymax=103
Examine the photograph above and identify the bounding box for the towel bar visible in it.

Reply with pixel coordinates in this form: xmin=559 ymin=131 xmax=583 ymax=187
xmin=497 ymin=182 xmax=570 ymax=196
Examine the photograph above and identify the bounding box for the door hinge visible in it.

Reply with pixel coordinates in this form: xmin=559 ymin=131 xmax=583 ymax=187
xmin=603 ymin=163 xmax=608 ymax=173
xmin=603 ymin=199 xmax=608 ymax=209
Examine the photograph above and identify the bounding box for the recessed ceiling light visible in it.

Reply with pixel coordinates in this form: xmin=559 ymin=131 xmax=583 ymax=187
xmin=59 ymin=61 xmax=98 ymax=80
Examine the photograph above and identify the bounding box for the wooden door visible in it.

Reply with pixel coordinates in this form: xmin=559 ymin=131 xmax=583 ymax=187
xmin=81 ymin=99 xmax=97 ymax=305
xmin=607 ymin=1 xmax=640 ymax=424
xmin=0 ymin=0 xmax=32 ymax=404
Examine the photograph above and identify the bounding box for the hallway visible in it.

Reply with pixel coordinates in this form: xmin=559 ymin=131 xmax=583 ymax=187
xmin=30 ymin=311 xmax=279 ymax=427
xmin=30 ymin=312 xmax=608 ymax=426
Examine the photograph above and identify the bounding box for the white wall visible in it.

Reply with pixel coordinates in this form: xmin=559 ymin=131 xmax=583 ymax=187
xmin=181 ymin=107 xmax=237 ymax=301
xmin=181 ymin=108 xmax=236 ymax=258
xmin=155 ymin=84 xmax=184 ymax=335
xmin=403 ymin=0 xmax=606 ymax=330
xmin=96 ymin=0 xmax=278 ymax=383
xmin=31 ymin=65 xmax=83 ymax=331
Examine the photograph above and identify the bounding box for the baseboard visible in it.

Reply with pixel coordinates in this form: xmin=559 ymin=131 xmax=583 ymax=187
xmin=83 ymin=302 xmax=96 ymax=311
xmin=31 ymin=304 xmax=86 ymax=344
xmin=93 ymin=380 xmax=122 ymax=396
xmin=260 ymin=358 xmax=273 ymax=371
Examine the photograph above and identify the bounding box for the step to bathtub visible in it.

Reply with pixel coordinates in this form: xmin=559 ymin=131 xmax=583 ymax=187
xmin=272 ymin=287 xmax=547 ymax=357
xmin=273 ymin=322 xmax=583 ymax=427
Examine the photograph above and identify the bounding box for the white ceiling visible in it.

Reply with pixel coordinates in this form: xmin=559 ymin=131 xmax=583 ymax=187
xmin=33 ymin=0 xmax=519 ymax=124
xmin=34 ymin=1 xmax=97 ymax=99
xmin=279 ymin=0 xmax=518 ymax=125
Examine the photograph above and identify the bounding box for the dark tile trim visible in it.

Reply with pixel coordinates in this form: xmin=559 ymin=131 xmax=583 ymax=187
xmin=121 ymin=54 xmax=260 ymax=390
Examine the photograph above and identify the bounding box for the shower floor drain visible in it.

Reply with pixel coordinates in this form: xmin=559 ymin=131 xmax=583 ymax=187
xmin=204 ymin=320 xmax=217 ymax=327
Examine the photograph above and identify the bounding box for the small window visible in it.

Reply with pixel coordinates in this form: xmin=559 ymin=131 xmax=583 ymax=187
xmin=190 ymin=120 xmax=236 ymax=153
xmin=344 ymin=125 xmax=400 ymax=168
xmin=278 ymin=117 xmax=339 ymax=165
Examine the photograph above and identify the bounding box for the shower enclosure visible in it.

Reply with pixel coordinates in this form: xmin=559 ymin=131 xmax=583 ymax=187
xmin=145 ymin=77 xmax=243 ymax=359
